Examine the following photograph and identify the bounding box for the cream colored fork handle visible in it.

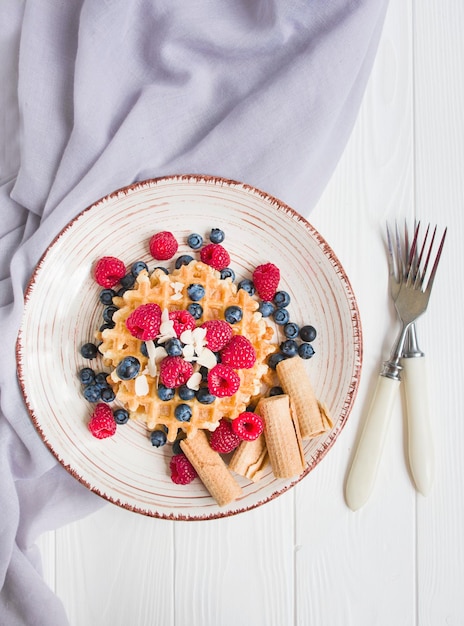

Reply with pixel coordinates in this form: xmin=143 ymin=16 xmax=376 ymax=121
xmin=345 ymin=375 xmax=400 ymax=511
xmin=401 ymin=356 xmax=434 ymax=496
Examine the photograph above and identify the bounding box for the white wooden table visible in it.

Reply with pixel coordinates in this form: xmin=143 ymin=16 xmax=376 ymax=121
xmin=37 ymin=1 xmax=464 ymax=623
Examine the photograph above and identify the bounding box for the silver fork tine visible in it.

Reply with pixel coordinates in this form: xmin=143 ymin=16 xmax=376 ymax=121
xmin=426 ymin=227 xmax=447 ymax=293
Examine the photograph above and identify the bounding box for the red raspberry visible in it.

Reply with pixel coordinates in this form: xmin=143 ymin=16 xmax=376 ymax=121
xmin=209 ymin=419 xmax=241 ymax=453
xmin=200 ymin=243 xmax=230 ymax=271
xmin=207 ymin=363 xmax=240 ymax=397
xmin=232 ymin=412 xmax=264 ymax=441
xmin=201 ymin=320 xmax=233 ymax=351
xmin=159 ymin=356 xmax=193 ymax=388
xmin=220 ymin=335 xmax=256 ymax=369
xmin=170 ymin=454 xmax=197 ymax=485
xmin=169 ymin=309 xmax=196 ymax=337
xmin=93 ymin=256 xmax=126 ymax=288
xmin=125 ymin=303 xmax=162 ymax=341
xmin=149 ymin=231 xmax=178 ymax=260
xmin=252 ymin=262 xmax=280 ymax=301
xmin=88 ymin=403 xmax=117 ymax=439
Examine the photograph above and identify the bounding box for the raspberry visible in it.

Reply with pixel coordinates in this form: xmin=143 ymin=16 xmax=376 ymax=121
xmin=209 ymin=419 xmax=240 ymax=453
xmin=125 ymin=303 xmax=162 ymax=340
xmin=170 ymin=454 xmax=197 ymax=485
xmin=94 ymin=256 xmax=126 ymax=288
xmin=159 ymin=356 xmax=194 ymax=388
xmin=252 ymin=262 xmax=280 ymax=301
xmin=232 ymin=412 xmax=264 ymax=441
xmin=149 ymin=231 xmax=178 ymax=260
xmin=220 ymin=335 xmax=256 ymax=369
xmin=201 ymin=320 xmax=233 ymax=351
xmin=88 ymin=403 xmax=117 ymax=439
xmin=169 ymin=309 xmax=196 ymax=337
xmin=207 ymin=363 xmax=240 ymax=397
xmin=200 ymin=243 xmax=230 ymax=271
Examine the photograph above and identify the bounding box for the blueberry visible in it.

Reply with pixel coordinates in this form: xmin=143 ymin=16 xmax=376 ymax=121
xmin=115 ymin=288 xmax=127 ymax=297
xmin=80 ymin=342 xmax=98 ymax=359
xmin=284 ymin=322 xmax=299 ymax=339
xmin=100 ymin=387 xmax=116 ymax=403
xmin=172 ymin=439 xmax=184 ymax=455
xmin=187 ymin=303 xmax=203 ymax=320
xmin=220 ymin=268 xmax=235 ymax=281
xmin=83 ymin=384 xmax=101 ymax=402
xmin=175 ymin=255 xmax=194 ymax=269
xmin=165 ymin=338 xmax=183 ymax=357
xmin=157 ymin=385 xmax=175 ymax=401
xmin=153 ymin=266 xmax=169 ymax=275
xmin=150 ymin=429 xmax=168 ymax=447
xmin=79 ymin=367 xmax=95 ymax=385
xmin=280 ymin=339 xmax=299 ymax=357
xmin=258 ymin=301 xmax=275 ymax=317
xmin=140 ymin=342 xmax=148 ymax=357
xmin=131 ymin=261 xmax=148 ymax=277
xmin=273 ymin=308 xmax=290 ymax=325
xmin=300 ymin=325 xmax=317 ymax=342
xmin=102 ymin=305 xmax=118 ymax=323
xmin=298 ymin=343 xmax=315 ymax=359
xmin=187 ymin=283 xmax=205 ymax=301
xmin=99 ymin=322 xmax=115 ymax=332
xmin=210 ymin=228 xmax=225 ymax=243
xmin=187 ymin=233 xmax=203 ymax=249
xmin=269 ymin=386 xmax=284 ymax=396
xmin=175 ymin=404 xmax=192 ymax=422
xmin=238 ymin=279 xmax=255 ymax=296
xmin=120 ymin=273 xmax=136 ymax=289
xmin=95 ymin=372 xmax=109 ymax=388
xmin=116 ymin=356 xmax=140 ymax=380
xmin=225 ymin=305 xmax=243 ymax=324
xmin=273 ymin=291 xmax=291 ymax=308
xmin=113 ymin=408 xmax=129 ymax=424
xmin=178 ymin=385 xmax=195 ymax=401
xmin=268 ymin=352 xmax=287 ymax=370
xmin=99 ymin=289 xmax=115 ymax=305
xmin=196 ymin=387 xmax=216 ymax=404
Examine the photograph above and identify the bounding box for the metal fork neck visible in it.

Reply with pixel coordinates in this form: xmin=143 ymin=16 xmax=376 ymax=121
xmin=380 ymin=321 xmax=412 ymax=381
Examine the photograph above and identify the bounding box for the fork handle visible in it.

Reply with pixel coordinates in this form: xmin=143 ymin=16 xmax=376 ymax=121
xmin=345 ymin=375 xmax=400 ymax=511
xmin=401 ymin=355 xmax=434 ymax=496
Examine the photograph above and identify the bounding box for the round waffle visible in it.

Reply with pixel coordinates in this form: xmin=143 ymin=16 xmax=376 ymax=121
xmin=97 ymin=261 xmax=275 ymax=442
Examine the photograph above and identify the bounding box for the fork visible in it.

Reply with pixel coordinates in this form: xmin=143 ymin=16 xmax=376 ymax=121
xmin=345 ymin=222 xmax=446 ymax=511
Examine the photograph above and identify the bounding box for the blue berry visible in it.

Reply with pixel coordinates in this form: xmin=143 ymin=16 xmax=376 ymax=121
xmin=258 ymin=301 xmax=275 ymax=317
xmin=196 ymin=387 xmax=216 ymax=404
xmin=187 ymin=233 xmax=203 ymax=249
xmin=172 ymin=439 xmax=184 ymax=455
xmin=187 ymin=303 xmax=203 ymax=320
xmin=157 ymin=385 xmax=175 ymax=401
xmin=79 ymin=367 xmax=95 ymax=385
xmin=120 ymin=273 xmax=136 ymax=289
xmin=298 ymin=343 xmax=315 ymax=359
xmin=175 ymin=255 xmax=194 ymax=269
xmin=220 ymin=268 xmax=235 ymax=281
xmin=178 ymin=385 xmax=195 ymax=401
xmin=238 ymin=279 xmax=255 ymax=296
xmin=94 ymin=372 xmax=109 ymax=388
xmin=210 ymin=228 xmax=225 ymax=243
xmin=116 ymin=356 xmax=140 ymax=380
xmin=268 ymin=352 xmax=287 ymax=370
xmin=113 ymin=408 xmax=129 ymax=424
xmin=99 ymin=289 xmax=115 ymax=305
xmin=99 ymin=322 xmax=115 ymax=332
xmin=175 ymin=404 xmax=192 ymax=422
xmin=187 ymin=283 xmax=205 ymax=301
xmin=80 ymin=342 xmax=98 ymax=359
xmin=150 ymin=429 xmax=168 ymax=447
xmin=100 ymin=387 xmax=116 ymax=403
xmin=284 ymin=322 xmax=299 ymax=339
xmin=102 ymin=305 xmax=118 ymax=323
xmin=269 ymin=386 xmax=284 ymax=396
xmin=273 ymin=308 xmax=290 ymax=325
xmin=131 ymin=261 xmax=148 ymax=277
xmin=165 ymin=338 xmax=183 ymax=357
xmin=273 ymin=291 xmax=291 ymax=308
xmin=300 ymin=325 xmax=317 ymax=342
xmin=140 ymin=342 xmax=148 ymax=357
xmin=83 ymin=384 xmax=101 ymax=402
xmin=224 ymin=305 xmax=243 ymax=324
xmin=280 ymin=339 xmax=298 ymax=357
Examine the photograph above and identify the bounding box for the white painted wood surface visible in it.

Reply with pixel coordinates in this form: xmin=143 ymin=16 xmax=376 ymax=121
xmin=37 ymin=1 xmax=464 ymax=624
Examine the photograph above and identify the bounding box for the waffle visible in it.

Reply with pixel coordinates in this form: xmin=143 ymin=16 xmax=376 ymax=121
xmin=97 ymin=261 xmax=275 ymax=442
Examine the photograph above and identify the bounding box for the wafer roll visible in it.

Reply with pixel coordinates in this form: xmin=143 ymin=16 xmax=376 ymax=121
xmin=229 ymin=434 xmax=269 ymax=482
xmin=276 ymin=357 xmax=333 ymax=440
xmin=180 ymin=430 xmax=242 ymax=506
xmin=257 ymin=395 xmax=306 ymax=479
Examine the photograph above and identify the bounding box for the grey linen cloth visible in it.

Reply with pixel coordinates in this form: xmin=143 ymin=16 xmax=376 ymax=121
xmin=0 ymin=1 xmax=388 ymax=623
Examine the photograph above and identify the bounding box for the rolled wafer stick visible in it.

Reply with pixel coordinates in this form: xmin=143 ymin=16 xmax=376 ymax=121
xmin=257 ymin=395 xmax=306 ymax=479
xmin=276 ymin=357 xmax=333 ymax=440
xmin=229 ymin=434 xmax=269 ymax=482
xmin=180 ymin=430 xmax=242 ymax=506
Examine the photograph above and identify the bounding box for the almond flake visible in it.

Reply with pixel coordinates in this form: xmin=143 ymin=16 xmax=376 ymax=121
xmin=196 ymin=347 xmax=217 ymax=369
xmin=135 ymin=374 xmax=149 ymax=396
xmin=186 ymin=372 xmax=202 ymax=390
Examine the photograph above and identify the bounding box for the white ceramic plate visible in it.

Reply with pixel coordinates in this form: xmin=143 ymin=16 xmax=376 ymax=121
xmin=17 ymin=175 xmax=362 ymax=520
